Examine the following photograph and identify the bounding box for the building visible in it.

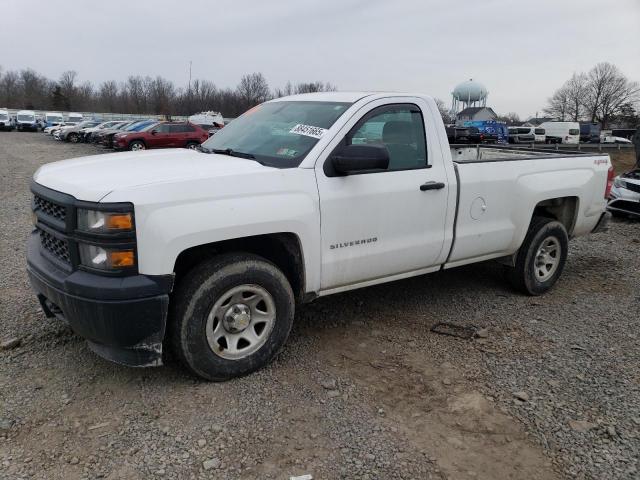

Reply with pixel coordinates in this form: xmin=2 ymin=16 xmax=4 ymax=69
xmin=456 ymin=107 xmax=497 ymax=125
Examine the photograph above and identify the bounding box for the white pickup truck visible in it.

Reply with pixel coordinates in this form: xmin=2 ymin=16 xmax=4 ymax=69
xmin=27 ymin=92 xmax=613 ymax=380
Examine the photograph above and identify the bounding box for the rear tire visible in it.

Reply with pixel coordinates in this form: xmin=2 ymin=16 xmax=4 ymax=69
xmin=185 ymin=142 xmax=199 ymax=150
xmin=169 ymin=253 xmax=295 ymax=381
xmin=505 ymin=216 xmax=568 ymax=295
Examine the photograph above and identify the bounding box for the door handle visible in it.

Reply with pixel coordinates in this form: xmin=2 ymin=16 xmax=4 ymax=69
xmin=419 ymin=181 xmax=445 ymax=191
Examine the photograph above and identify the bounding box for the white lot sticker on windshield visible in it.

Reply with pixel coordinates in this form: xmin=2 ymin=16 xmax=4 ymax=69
xmin=289 ymin=124 xmax=327 ymax=139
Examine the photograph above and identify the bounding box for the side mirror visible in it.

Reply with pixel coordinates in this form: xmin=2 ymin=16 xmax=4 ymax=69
xmin=331 ymin=144 xmax=389 ymax=174
xmin=151 ymin=129 xmax=158 ymax=135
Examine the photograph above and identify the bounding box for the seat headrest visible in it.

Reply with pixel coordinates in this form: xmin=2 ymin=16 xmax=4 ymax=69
xmin=382 ymin=121 xmax=415 ymax=144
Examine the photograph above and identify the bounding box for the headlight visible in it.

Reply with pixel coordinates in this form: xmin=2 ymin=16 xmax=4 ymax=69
xmin=613 ymin=178 xmax=626 ymax=189
xmin=79 ymin=244 xmax=135 ymax=270
xmin=77 ymin=209 xmax=134 ymax=233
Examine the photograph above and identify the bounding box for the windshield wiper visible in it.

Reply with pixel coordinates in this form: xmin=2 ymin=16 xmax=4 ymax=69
xmin=210 ymin=148 xmax=255 ymax=159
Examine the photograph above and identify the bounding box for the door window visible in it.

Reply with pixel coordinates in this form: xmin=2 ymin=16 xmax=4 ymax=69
xmin=155 ymin=123 xmax=171 ymax=133
xmin=347 ymin=105 xmax=427 ymax=171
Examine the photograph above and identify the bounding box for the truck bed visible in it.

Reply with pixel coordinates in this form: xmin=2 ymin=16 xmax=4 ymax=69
xmin=445 ymin=145 xmax=610 ymax=269
xmin=451 ymin=144 xmax=590 ymax=163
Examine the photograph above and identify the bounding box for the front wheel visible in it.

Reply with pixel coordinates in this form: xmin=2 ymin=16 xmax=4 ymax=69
xmin=169 ymin=253 xmax=295 ymax=381
xmin=505 ymin=216 xmax=568 ymax=295
xmin=68 ymin=132 xmax=79 ymax=143
xmin=129 ymin=140 xmax=146 ymax=151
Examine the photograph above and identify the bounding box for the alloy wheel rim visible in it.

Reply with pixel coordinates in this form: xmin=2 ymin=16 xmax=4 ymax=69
xmin=534 ymin=236 xmax=561 ymax=281
xmin=205 ymin=284 xmax=276 ymax=360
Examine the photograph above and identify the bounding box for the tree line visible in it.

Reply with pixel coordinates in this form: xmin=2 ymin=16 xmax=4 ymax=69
xmin=544 ymin=62 xmax=639 ymax=128
xmin=0 ymin=68 xmax=336 ymax=117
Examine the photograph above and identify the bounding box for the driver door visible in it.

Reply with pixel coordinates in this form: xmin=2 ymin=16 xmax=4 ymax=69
xmin=315 ymin=100 xmax=450 ymax=291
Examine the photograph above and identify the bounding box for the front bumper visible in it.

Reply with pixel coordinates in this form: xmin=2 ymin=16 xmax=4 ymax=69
xmin=27 ymin=232 xmax=173 ymax=367
xmin=607 ymin=184 xmax=640 ymax=218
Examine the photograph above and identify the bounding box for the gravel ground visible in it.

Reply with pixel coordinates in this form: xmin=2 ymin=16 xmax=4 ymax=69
xmin=0 ymin=132 xmax=638 ymax=480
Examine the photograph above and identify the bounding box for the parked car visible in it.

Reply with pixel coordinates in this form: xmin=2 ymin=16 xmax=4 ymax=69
xmin=44 ymin=112 xmax=64 ymax=128
xmin=81 ymin=121 xmax=125 ymax=143
xmin=608 ymin=169 xmax=640 ymax=218
xmin=508 ymin=127 xmax=536 ymax=143
xmin=538 ymin=121 xmax=580 ymax=144
xmin=91 ymin=121 xmax=134 ymax=145
xmin=97 ymin=120 xmax=157 ymax=148
xmin=45 ymin=124 xmax=66 ymax=136
xmin=601 ymin=135 xmax=632 ymax=144
xmin=16 ymin=110 xmax=39 ymax=131
xmin=0 ymin=109 xmax=14 ymax=131
xmin=26 ymin=92 xmax=612 ymax=380
xmin=56 ymin=120 xmax=102 ymax=142
xmin=112 ymin=122 xmax=209 ymax=151
xmin=580 ymin=122 xmax=601 ymax=143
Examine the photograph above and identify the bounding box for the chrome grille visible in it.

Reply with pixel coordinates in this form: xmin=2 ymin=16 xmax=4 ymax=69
xmin=623 ymin=181 xmax=640 ymax=194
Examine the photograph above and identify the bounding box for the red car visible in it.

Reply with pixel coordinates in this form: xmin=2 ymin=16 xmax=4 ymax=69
xmin=112 ymin=122 xmax=209 ymax=151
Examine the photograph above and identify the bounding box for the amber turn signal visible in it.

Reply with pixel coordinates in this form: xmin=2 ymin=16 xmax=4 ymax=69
xmin=105 ymin=213 xmax=133 ymax=230
xmin=109 ymin=250 xmax=135 ymax=268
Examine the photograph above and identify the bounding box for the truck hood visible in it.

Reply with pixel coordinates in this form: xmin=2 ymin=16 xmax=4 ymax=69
xmin=34 ymin=149 xmax=270 ymax=202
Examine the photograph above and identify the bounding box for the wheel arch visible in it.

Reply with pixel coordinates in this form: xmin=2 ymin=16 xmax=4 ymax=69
xmin=172 ymin=232 xmax=307 ymax=304
xmin=531 ymin=196 xmax=579 ymax=236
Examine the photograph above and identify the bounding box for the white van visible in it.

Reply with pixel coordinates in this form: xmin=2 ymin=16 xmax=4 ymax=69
xmin=0 ymin=109 xmax=13 ymax=131
xmin=44 ymin=112 xmax=64 ymax=128
xmin=16 ymin=110 xmax=38 ymax=131
xmin=538 ymin=121 xmax=580 ymax=144
xmin=533 ymin=127 xmax=546 ymax=143
xmin=66 ymin=113 xmax=84 ymax=125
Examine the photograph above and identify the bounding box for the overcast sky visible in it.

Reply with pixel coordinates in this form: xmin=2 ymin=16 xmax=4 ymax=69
xmin=2 ymin=0 xmax=639 ymax=118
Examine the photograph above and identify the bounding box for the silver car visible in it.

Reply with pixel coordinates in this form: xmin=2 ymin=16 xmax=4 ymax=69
xmin=608 ymin=169 xmax=640 ymax=218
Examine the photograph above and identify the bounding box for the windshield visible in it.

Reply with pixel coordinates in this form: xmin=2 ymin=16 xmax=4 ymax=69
xmin=0 ymin=113 xmax=8 ymax=120
xmin=201 ymin=101 xmax=351 ymax=167
xmin=46 ymin=115 xmax=63 ymax=122
xmin=18 ymin=114 xmax=34 ymax=122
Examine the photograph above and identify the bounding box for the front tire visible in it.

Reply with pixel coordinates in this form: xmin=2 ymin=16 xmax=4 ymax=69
xmin=129 ymin=140 xmax=146 ymax=151
xmin=505 ymin=216 xmax=568 ymax=295
xmin=169 ymin=253 xmax=295 ymax=381
xmin=68 ymin=132 xmax=79 ymax=143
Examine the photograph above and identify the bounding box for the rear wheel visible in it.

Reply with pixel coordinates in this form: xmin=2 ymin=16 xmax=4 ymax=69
xmin=185 ymin=142 xmax=199 ymax=150
xmin=129 ymin=140 xmax=146 ymax=151
xmin=505 ymin=216 xmax=568 ymax=295
xmin=170 ymin=253 xmax=295 ymax=381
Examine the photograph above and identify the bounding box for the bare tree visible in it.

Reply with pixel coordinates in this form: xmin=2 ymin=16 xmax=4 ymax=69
xmin=496 ymin=112 xmax=521 ymax=125
xmin=544 ymin=85 xmax=570 ymax=121
xmin=237 ymin=73 xmax=270 ymax=110
xmin=434 ymin=98 xmax=453 ymax=124
xmin=584 ymin=62 xmax=640 ymax=128
xmin=58 ymin=70 xmax=78 ymax=110
xmin=565 ymin=73 xmax=588 ymax=121
xmin=0 ymin=70 xmax=20 ymax=108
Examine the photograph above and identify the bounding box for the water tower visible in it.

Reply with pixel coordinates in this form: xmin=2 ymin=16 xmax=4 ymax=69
xmin=451 ymin=78 xmax=488 ymax=114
